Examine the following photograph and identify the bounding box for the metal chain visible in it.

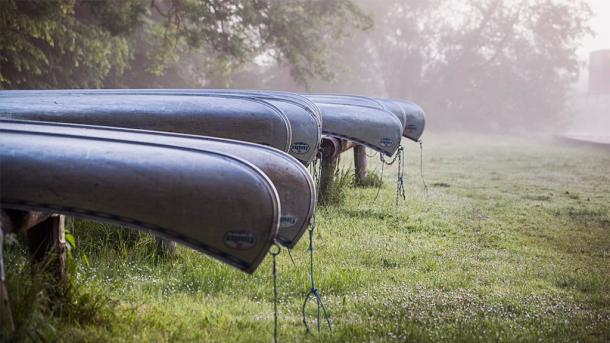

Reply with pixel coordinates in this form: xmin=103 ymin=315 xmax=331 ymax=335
xmin=419 ymin=140 xmax=429 ymax=193
xmin=270 ymin=244 xmax=281 ymax=343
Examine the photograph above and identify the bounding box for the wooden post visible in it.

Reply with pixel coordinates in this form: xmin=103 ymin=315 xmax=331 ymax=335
xmin=0 ymin=227 xmax=15 ymax=332
xmin=319 ymin=138 xmax=340 ymax=204
xmin=353 ymin=144 xmax=368 ymax=186
xmin=155 ymin=237 xmax=176 ymax=256
xmin=26 ymin=214 xmax=67 ymax=281
xmin=319 ymin=151 xmax=339 ymax=204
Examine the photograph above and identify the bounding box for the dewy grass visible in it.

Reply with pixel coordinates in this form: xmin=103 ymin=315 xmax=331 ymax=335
xmin=3 ymin=133 xmax=610 ymax=342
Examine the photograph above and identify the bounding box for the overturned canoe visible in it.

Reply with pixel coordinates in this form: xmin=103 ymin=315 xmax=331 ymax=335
xmin=391 ymin=99 xmax=426 ymax=142
xmin=312 ymin=102 xmax=403 ymax=156
xmin=1 ymin=119 xmax=315 ymax=248
xmin=373 ymin=98 xmax=408 ymax=131
xmin=304 ymin=93 xmax=406 ymax=129
xmin=305 ymin=93 xmax=383 ymax=109
xmin=0 ymin=122 xmax=281 ymax=273
xmin=21 ymin=89 xmax=322 ymax=165
xmin=201 ymin=90 xmax=322 ymax=165
xmin=0 ymin=92 xmax=292 ymax=152
xmin=305 ymin=94 xmax=426 ymax=142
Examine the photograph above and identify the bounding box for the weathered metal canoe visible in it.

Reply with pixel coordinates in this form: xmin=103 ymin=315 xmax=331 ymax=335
xmin=0 ymin=92 xmax=292 ymax=152
xmin=0 ymin=122 xmax=281 ymax=273
xmin=373 ymin=98 xmax=408 ymax=131
xmin=19 ymin=89 xmax=322 ymax=165
xmin=305 ymin=94 xmax=383 ymax=109
xmin=391 ymin=99 xmax=426 ymax=142
xmin=305 ymin=94 xmax=426 ymax=142
xmin=310 ymin=102 xmax=403 ymax=156
xmin=1 ymin=119 xmax=314 ymax=248
xmin=305 ymin=93 xmax=407 ymax=131
xmin=200 ymin=90 xmax=322 ymax=164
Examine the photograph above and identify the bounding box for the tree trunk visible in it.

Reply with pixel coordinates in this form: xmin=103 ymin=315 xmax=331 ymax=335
xmin=26 ymin=214 xmax=67 ymax=281
xmin=353 ymin=145 xmax=368 ymax=186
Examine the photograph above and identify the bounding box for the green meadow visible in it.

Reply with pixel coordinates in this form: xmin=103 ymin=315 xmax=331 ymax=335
xmin=3 ymin=133 xmax=609 ymax=342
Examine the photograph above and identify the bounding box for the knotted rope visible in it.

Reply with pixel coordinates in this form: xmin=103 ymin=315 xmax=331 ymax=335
xmin=379 ymin=145 xmax=405 ymax=206
xmin=270 ymin=244 xmax=281 ymax=343
xmin=302 ymin=150 xmax=331 ymax=335
xmin=301 ymin=220 xmax=331 ymax=334
xmin=419 ymin=139 xmax=428 ymax=193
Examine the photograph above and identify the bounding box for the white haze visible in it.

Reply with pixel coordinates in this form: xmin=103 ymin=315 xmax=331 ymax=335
xmin=571 ymin=0 xmax=610 ymax=136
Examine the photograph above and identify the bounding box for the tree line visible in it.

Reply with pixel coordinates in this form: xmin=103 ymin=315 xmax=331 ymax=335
xmin=1 ymin=0 xmax=592 ymax=132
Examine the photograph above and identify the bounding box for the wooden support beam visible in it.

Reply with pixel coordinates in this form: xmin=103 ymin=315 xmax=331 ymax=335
xmin=353 ymin=145 xmax=368 ymax=186
xmin=156 ymin=237 xmax=176 ymax=256
xmin=319 ymin=139 xmax=339 ymax=204
xmin=318 ymin=137 xmax=356 ymax=204
xmin=26 ymin=214 xmax=67 ymax=281
xmin=0 ymin=209 xmax=52 ymax=234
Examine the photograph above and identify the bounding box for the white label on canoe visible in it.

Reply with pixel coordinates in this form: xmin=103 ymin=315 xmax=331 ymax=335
xmin=224 ymin=232 xmax=256 ymax=250
xmin=380 ymin=138 xmax=394 ymax=147
xmin=280 ymin=215 xmax=298 ymax=228
xmin=290 ymin=142 xmax=310 ymax=154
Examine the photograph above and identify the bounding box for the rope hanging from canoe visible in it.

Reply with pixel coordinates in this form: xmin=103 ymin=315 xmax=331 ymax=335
xmin=365 ymin=148 xmax=378 ymax=158
xmin=419 ymin=139 xmax=429 ymax=193
xmin=302 ymin=150 xmax=332 ymax=335
xmin=372 ymin=157 xmax=386 ymax=203
xmin=395 ymin=146 xmax=406 ymax=206
xmin=301 ymin=219 xmax=332 ymax=334
xmin=270 ymin=244 xmax=281 ymax=343
xmin=379 ymin=145 xmax=406 ymax=206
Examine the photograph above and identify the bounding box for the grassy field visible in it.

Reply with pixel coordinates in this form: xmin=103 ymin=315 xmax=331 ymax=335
xmin=3 ymin=133 xmax=610 ymax=342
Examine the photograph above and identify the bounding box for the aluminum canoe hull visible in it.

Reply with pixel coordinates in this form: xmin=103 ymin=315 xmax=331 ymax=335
xmin=305 ymin=94 xmax=426 ymax=142
xmin=304 ymin=94 xmax=406 ymax=129
xmin=1 ymin=119 xmax=314 ymax=248
xmin=0 ymin=89 xmax=321 ymax=165
xmin=313 ymin=102 xmax=403 ymax=156
xmin=391 ymin=99 xmax=426 ymax=142
xmin=0 ymin=124 xmax=281 ymax=273
xmin=199 ymin=90 xmax=322 ymax=164
xmin=0 ymin=92 xmax=292 ymax=152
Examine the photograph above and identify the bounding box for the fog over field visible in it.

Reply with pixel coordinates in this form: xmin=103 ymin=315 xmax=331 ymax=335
xmin=236 ymin=0 xmax=610 ymax=136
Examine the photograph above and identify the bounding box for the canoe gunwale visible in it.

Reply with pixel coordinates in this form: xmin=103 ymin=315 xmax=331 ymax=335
xmin=1 ymin=199 xmax=261 ymax=271
xmin=0 ymin=127 xmax=281 ymax=273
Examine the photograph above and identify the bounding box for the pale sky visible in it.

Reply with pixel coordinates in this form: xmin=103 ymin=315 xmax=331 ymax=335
xmin=582 ymin=0 xmax=610 ymax=55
